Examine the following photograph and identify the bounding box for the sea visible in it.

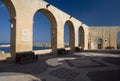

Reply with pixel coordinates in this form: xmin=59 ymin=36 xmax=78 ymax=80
xmin=0 ymin=46 xmax=50 ymax=53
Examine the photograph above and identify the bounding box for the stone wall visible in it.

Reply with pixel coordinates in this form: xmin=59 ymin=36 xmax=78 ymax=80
xmin=2 ymin=0 xmax=89 ymax=56
xmin=89 ymin=26 xmax=120 ymax=49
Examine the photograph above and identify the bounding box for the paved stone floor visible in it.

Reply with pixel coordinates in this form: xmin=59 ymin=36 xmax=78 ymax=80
xmin=0 ymin=52 xmax=120 ymax=81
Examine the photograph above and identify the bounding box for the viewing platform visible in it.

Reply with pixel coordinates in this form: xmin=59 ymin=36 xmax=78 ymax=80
xmin=0 ymin=51 xmax=120 ymax=81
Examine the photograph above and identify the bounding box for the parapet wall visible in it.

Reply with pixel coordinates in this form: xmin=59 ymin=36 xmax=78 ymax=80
xmin=89 ymin=26 xmax=120 ymax=49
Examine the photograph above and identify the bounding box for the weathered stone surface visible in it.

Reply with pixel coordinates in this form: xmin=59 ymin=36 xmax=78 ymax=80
xmin=89 ymin=26 xmax=120 ymax=49
xmin=2 ymin=0 xmax=88 ymax=56
xmin=1 ymin=0 xmax=120 ymax=57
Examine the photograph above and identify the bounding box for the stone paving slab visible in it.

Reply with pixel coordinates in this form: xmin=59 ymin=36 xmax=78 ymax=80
xmin=0 ymin=72 xmax=41 ymax=81
xmin=66 ymin=59 xmax=102 ymax=68
xmin=87 ymin=70 xmax=120 ymax=81
xmin=50 ymin=67 xmax=80 ymax=80
xmin=0 ymin=52 xmax=120 ymax=81
xmin=102 ymin=57 xmax=120 ymax=66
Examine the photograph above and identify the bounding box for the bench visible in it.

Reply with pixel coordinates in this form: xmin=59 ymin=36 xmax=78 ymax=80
xmin=75 ymin=47 xmax=83 ymax=52
xmin=57 ymin=48 xmax=68 ymax=55
xmin=15 ymin=51 xmax=38 ymax=64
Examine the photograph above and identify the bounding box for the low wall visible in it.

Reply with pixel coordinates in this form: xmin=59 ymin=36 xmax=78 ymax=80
xmin=0 ymin=49 xmax=52 ymax=60
xmin=0 ymin=48 xmax=71 ymax=60
xmin=0 ymin=53 xmax=11 ymax=60
xmin=33 ymin=49 xmax=52 ymax=55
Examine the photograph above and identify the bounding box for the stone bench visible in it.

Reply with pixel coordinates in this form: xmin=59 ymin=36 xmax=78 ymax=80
xmin=15 ymin=51 xmax=38 ymax=64
xmin=75 ymin=47 xmax=83 ymax=52
xmin=57 ymin=48 xmax=69 ymax=55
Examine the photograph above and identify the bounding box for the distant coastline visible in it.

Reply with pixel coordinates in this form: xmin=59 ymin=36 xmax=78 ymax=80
xmin=0 ymin=42 xmax=69 ymax=53
xmin=0 ymin=42 xmax=69 ymax=48
xmin=0 ymin=43 xmax=51 ymax=53
xmin=33 ymin=43 xmax=51 ymax=47
xmin=0 ymin=43 xmax=51 ymax=47
xmin=0 ymin=44 xmax=10 ymax=47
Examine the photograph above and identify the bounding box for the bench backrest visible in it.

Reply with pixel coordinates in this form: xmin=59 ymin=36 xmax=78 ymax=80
xmin=16 ymin=51 xmax=35 ymax=58
xmin=57 ymin=48 xmax=66 ymax=52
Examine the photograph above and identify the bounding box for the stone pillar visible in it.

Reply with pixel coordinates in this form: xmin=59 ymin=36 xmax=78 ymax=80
xmin=51 ymin=27 xmax=57 ymax=53
xmin=15 ymin=19 xmax=33 ymax=53
xmin=69 ymin=29 xmax=75 ymax=50
xmin=80 ymin=30 xmax=85 ymax=49
xmin=57 ymin=25 xmax=64 ymax=49
xmin=74 ymin=28 xmax=79 ymax=47
xmin=83 ymin=25 xmax=89 ymax=50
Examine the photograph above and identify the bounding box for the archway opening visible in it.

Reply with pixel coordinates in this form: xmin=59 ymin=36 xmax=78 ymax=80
xmin=0 ymin=1 xmax=10 ymax=53
xmin=117 ymin=32 xmax=120 ymax=49
xmin=79 ymin=27 xmax=84 ymax=49
xmin=0 ymin=0 xmax=16 ymax=56
xmin=64 ymin=23 xmax=69 ymax=48
xmin=33 ymin=9 xmax=57 ymax=53
xmin=97 ymin=37 xmax=103 ymax=49
xmin=64 ymin=20 xmax=75 ymax=50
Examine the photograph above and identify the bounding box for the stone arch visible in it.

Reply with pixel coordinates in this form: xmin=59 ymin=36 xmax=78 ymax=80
xmin=33 ymin=8 xmax=57 ymax=52
xmin=64 ymin=20 xmax=75 ymax=50
xmin=97 ymin=37 xmax=103 ymax=49
xmin=79 ymin=26 xmax=85 ymax=49
xmin=2 ymin=0 xmax=16 ymax=18
xmin=2 ymin=0 xmax=16 ymax=56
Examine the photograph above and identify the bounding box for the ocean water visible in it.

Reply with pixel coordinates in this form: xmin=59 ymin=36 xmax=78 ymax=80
xmin=0 ymin=46 xmax=50 ymax=53
xmin=0 ymin=47 xmax=10 ymax=53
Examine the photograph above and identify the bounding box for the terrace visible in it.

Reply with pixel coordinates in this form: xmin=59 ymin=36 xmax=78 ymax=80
xmin=0 ymin=51 xmax=120 ymax=81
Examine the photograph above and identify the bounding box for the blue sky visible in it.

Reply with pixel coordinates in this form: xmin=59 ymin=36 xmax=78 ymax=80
xmin=0 ymin=0 xmax=120 ymax=43
xmin=45 ymin=0 xmax=120 ymax=26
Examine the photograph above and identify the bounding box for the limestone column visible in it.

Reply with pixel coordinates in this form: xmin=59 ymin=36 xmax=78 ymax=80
xmin=69 ymin=29 xmax=75 ymax=50
xmin=82 ymin=25 xmax=89 ymax=50
xmin=15 ymin=18 xmax=33 ymax=53
xmin=57 ymin=25 xmax=64 ymax=49
xmin=74 ymin=28 xmax=79 ymax=47
xmin=51 ymin=27 xmax=57 ymax=53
